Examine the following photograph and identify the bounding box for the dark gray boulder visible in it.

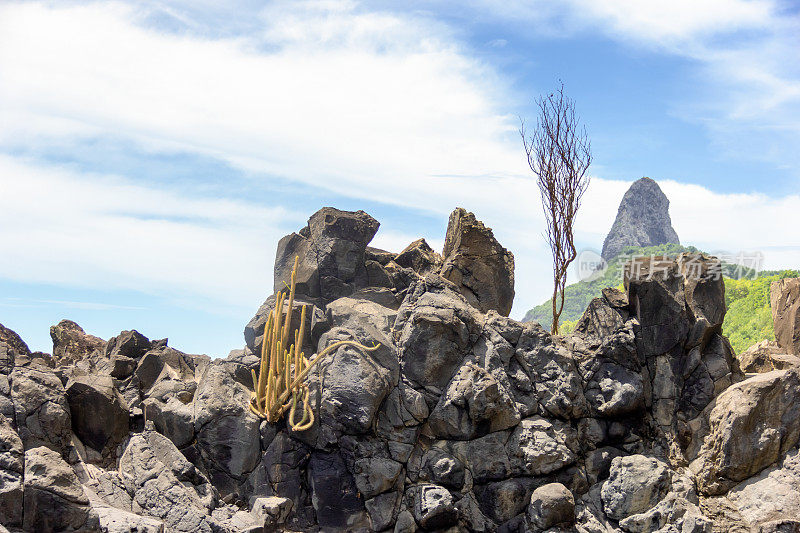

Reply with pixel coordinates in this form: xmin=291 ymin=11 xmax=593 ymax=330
xmin=118 ymin=428 xmax=223 ymax=532
xmin=394 ymin=274 xmax=483 ymax=390
xmin=105 ymin=329 xmax=152 ymax=360
xmin=601 ymin=177 xmax=680 ymax=261
xmin=192 ymin=363 xmax=261 ymax=497
xmin=439 ymin=208 xmax=515 ymax=316
xmin=624 ymin=256 xmax=689 ymax=357
xmin=65 ymin=374 xmax=129 ymax=462
xmin=274 ymin=207 xmax=380 ymax=304
xmin=308 ymin=450 xmax=369 ymax=529
xmin=23 ymin=446 xmax=100 ymax=532
xmin=10 ymin=365 xmax=72 ymax=453
xmin=395 ymin=238 xmax=442 ymax=276
xmin=601 ymin=455 xmax=671 ymax=520
xmin=527 ymin=482 xmax=575 ymax=531
xmin=678 ymin=253 xmax=726 ymax=349
xmin=428 ymin=362 xmax=520 ymax=440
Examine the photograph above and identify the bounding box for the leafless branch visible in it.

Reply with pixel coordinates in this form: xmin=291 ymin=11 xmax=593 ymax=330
xmin=520 ymin=81 xmax=592 ymax=334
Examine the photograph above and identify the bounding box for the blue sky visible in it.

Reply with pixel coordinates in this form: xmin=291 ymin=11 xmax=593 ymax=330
xmin=1 ymin=0 xmax=799 ymax=357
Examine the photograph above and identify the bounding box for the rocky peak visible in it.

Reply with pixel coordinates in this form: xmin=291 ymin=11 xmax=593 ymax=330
xmin=601 ymin=177 xmax=680 ymax=261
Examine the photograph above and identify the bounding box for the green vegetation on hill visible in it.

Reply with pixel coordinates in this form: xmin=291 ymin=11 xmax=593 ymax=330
xmin=523 ymin=243 xmax=698 ymax=330
xmin=723 ymin=270 xmax=799 ymax=353
xmin=524 ymin=245 xmax=795 ymax=354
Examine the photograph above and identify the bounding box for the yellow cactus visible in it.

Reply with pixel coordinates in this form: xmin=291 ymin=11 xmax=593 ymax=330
xmin=249 ymin=256 xmax=379 ymax=431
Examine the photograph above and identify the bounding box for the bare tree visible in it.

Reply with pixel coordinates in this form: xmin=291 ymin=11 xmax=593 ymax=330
xmin=520 ymin=82 xmax=592 ymax=334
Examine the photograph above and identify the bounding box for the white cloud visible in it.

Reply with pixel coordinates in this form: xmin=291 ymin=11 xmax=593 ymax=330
xmin=0 ymin=154 xmax=291 ymax=309
xmin=565 ymin=0 xmax=775 ymax=47
xmin=0 ymin=0 xmax=797 ymax=330
xmin=660 ymin=179 xmax=800 ymax=271
xmin=0 ymin=1 xmax=524 ymax=210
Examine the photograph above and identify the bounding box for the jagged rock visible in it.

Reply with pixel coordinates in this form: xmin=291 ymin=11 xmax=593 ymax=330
xmin=105 ymin=330 xmax=152 ymax=360
xmin=601 ymin=455 xmax=671 ymax=520
xmin=0 ymin=414 xmax=23 ymax=526
xmin=445 ymin=432 xmax=513 ymax=483
xmin=395 ymin=238 xmax=442 ymax=276
xmin=119 ymin=428 xmax=221 ymax=532
xmin=312 ymin=327 xmax=395 ymax=439
xmin=601 ymin=177 xmax=680 ymax=261
xmin=394 ymin=275 xmax=482 ymax=390
xmin=574 ymin=484 xmax=617 ymax=533
xmin=95 ymin=507 xmax=165 ymax=533
xmin=771 ymin=278 xmax=800 ymax=355
xmin=678 ymin=253 xmax=727 ymax=349
xmin=50 ymin=319 xmax=106 ymax=365
xmin=66 ymin=374 xmax=129 ymax=460
xmin=366 ymin=246 xmax=395 ymax=265
xmin=308 ymin=450 xmax=369 ymax=529
xmin=585 ymin=446 xmax=624 ymax=486
xmin=10 ymin=365 xmax=72 ymax=452
xmin=394 ymin=509 xmax=418 ymax=532
xmin=323 ymin=293 xmax=400 ymax=383
xmin=247 ymin=432 xmax=310 ymax=520
xmin=619 ymin=492 xmax=712 ymax=533
xmin=737 ymin=340 xmax=800 ymax=373
xmin=513 ymin=326 xmax=588 ymax=419
xmin=192 ymin=362 xmax=261 ymax=496
xmin=0 ymin=323 xmax=30 ymax=357
xmin=274 ymin=207 xmax=380 ymax=304
xmin=409 ymin=483 xmax=457 ymax=530
xmin=327 ymin=288 xmax=399 ymax=333
xmin=575 ymin=295 xmax=627 ymax=341
xmin=439 ymin=208 xmax=515 ymax=316
xmin=456 ymin=492 xmax=494 ymax=532
xmin=625 ymin=256 xmax=689 ymax=357
xmin=24 ymin=446 xmax=100 ymax=531
xmin=135 ymin=346 xmax=209 ymax=397
xmin=585 ymin=360 xmax=645 ymax=417
xmin=474 ymin=477 xmax=534 ymax=524
xmin=110 ymin=355 xmax=138 ymax=379
xmin=338 ymin=436 xmax=403 ymax=500
xmin=142 ymin=395 xmax=194 ymax=449
xmin=250 ymin=496 xmax=293 ymax=532
xmin=507 ymin=416 xmax=579 ymax=476
xmin=715 ymin=447 xmax=800 ymax=531
xmin=365 ymin=491 xmax=402 ymax=531
xmin=528 ymin=482 xmax=575 ymax=531
xmin=692 ymin=369 xmax=800 ymax=495
xmin=419 ymin=447 xmax=465 ymax=489
xmin=428 ymin=362 xmax=520 ymax=440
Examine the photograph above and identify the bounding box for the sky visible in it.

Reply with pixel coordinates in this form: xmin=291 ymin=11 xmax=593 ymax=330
xmin=1 ymin=0 xmax=799 ymax=358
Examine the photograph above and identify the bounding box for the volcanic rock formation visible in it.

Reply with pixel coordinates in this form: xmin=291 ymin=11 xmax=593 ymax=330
xmin=0 ymin=206 xmax=798 ymax=532
xmin=601 ymin=177 xmax=681 ymax=261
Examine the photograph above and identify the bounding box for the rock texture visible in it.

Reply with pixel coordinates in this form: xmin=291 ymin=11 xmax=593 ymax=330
xmin=440 ymin=208 xmax=515 ymax=316
xmin=0 ymin=206 xmax=796 ymax=533
xmin=737 ymin=340 xmax=800 ymax=373
xmin=601 ymin=177 xmax=681 ymax=261
xmin=771 ymin=277 xmax=800 ymax=355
